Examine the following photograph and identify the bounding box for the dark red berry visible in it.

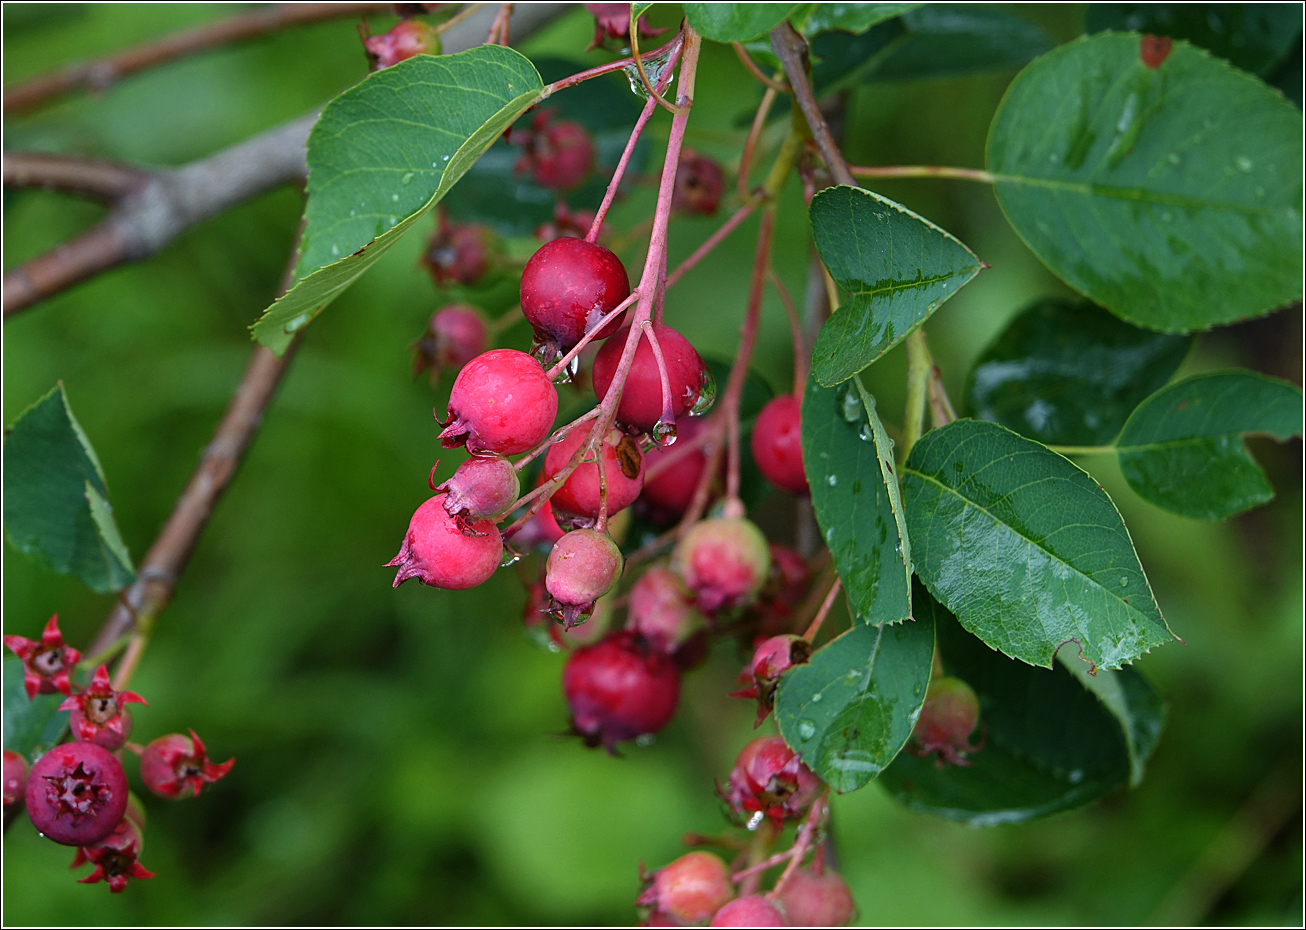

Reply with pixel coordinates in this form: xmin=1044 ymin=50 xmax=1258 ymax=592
xmin=542 ymin=426 xmax=644 ymax=522
xmin=513 ymin=111 xmax=596 ymax=190
xmin=70 ymin=814 xmax=155 ymax=893
xmin=437 ymin=454 xmax=520 ymax=523
xmin=626 ymin=567 xmax=704 ymax=653
xmin=910 ymin=676 xmax=982 ymax=767
xmin=593 ymin=324 xmax=710 ymax=435
xmin=546 ymin=528 xmax=624 ymax=628
xmin=563 ymin=630 xmax=681 ymax=751
xmin=710 ymin=895 xmax=789 ymax=927
xmin=422 ymin=219 xmax=499 ymax=288
xmin=26 ymin=742 xmax=128 ymax=846
xmin=3 ymin=750 xmax=27 ymax=811
xmin=387 ymin=494 xmax=502 ymax=590
xmin=673 ymin=149 xmax=726 ymax=216
xmin=60 ymin=664 xmax=147 ymax=752
xmin=638 ymin=415 xmax=716 ymax=523
xmin=413 ymin=305 xmax=488 ymax=382
xmin=730 ymin=634 xmax=811 ymax=727
xmin=671 ymin=517 xmax=771 ymax=613
xmin=139 ymin=729 xmax=235 ymax=800
xmin=776 ymin=867 xmax=856 ymax=926
xmin=637 ymin=851 xmax=735 ymax=925
xmin=438 ymin=349 xmax=558 ymax=455
xmin=535 ymin=201 xmax=597 ymax=243
xmin=586 ymin=2 xmax=667 ymax=50
xmin=364 ymin=19 xmax=441 ymax=70
xmin=751 ymin=395 xmax=808 ymax=495
xmin=721 ymin=736 xmax=822 ymax=828
xmin=520 ymin=237 xmax=631 ymax=359
xmin=5 ymin=614 xmax=81 ymax=698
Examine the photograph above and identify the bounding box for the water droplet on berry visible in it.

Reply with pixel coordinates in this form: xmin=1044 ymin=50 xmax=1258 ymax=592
xmin=688 ymin=369 xmax=717 ymax=417
xmin=797 ymin=719 xmax=816 ymax=740
xmin=652 ymin=419 xmax=677 ymax=447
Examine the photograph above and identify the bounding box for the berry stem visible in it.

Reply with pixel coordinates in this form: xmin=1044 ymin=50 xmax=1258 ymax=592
xmin=629 ymin=17 xmax=683 ymax=115
xmin=483 ymin=3 xmax=512 ymax=45
xmin=639 ymin=320 xmax=678 ymax=433
xmin=664 ymin=199 xmax=759 ymax=290
xmin=850 ymin=164 xmax=997 ymax=184
xmin=802 ymin=577 xmax=841 ymax=643
xmin=737 ymin=85 xmax=779 ymax=200
xmin=541 ymin=33 xmax=684 ymax=97
xmin=768 ymin=790 xmax=830 ymax=898
xmin=543 ymin=289 xmax=642 ymax=380
xmin=732 ymin=42 xmax=790 ymax=93
xmin=928 ymin=364 xmax=957 ymax=428
xmin=725 ymin=206 xmax=776 ymax=505
xmin=512 ymin=409 xmax=600 ymax=474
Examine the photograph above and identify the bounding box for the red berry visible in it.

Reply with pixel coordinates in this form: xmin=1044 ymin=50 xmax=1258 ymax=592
xmin=535 ymin=201 xmax=597 ymax=242
xmin=438 ymin=349 xmax=558 ymax=455
xmin=626 ymin=567 xmax=704 ymax=653
xmin=911 ymin=676 xmax=983 ymax=767
xmin=414 ymin=305 xmax=488 ymax=381
xmin=26 ymin=742 xmax=128 ymax=846
xmin=422 ymin=220 xmax=499 ymax=288
xmin=721 ymin=736 xmax=823 ymax=827
xmin=3 ymin=750 xmax=28 ymax=811
xmin=673 ymin=149 xmax=726 ymax=216
xmin=5 ymin=614 xmax=81 ymax=698
xmin=710 ymin=895 xmax=789 ymax=927
xmin=542 ymin=426 xmax=644 ymax=522
xmin=776 ymin=867 xmax=856 ymax=926
xmin=59 ymin=664 xmax=147 ymax=752
xmin=437 ymin=454 xmax=520 ymax=523
xmin=750 ymin=395 xmax=808 ymax=495
xmin=520 ymin=237 xmax=631 ymax=359
xmin=546 ymin=528 xmax=624 ymax=628
xmin=363 ymin=18 xmax=441 ymax=69
xmin=70 ymin=814 xmax=156 ymax=893
xmin=730 ymin=634 xmax=811 ymax=727
xmin=563 ymin=630 xmax=681 ymax=751
xmin=637 ymin=851 xmax=735 ymax=924
xmin=671 ymin=517 xmax=772 ymax=613
xmin=513 ymin=112 xmax=596 ymax=190
xmin=586 ymin=2 xmax=667 ymax=50
xmin=139 ymin=729 xmax=235 ymax=800
xmin=638 ymin=416 xmax=716 ymax=523
xmin=592 ymin=324 xmax=710 ymax=435
xmin=387 ymin=494 xmax=503 ymax=590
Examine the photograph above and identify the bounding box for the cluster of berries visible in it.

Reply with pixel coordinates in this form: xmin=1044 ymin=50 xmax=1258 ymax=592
xmin=4 ymin=616 xmax=234 ymax=893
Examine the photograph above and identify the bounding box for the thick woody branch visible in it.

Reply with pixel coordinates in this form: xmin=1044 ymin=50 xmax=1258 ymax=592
xmin=3 ymin=151 xmax=148 ymax=201
xmin=769 ymin=22 xmax=856 ymax=187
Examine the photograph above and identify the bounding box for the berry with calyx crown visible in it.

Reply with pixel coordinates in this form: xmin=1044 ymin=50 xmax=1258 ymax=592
xmin=520 ymin=237 xmax=631 ymax=360
xmin=563 ymin=630 xmax=680 ymax=752
xmin=437 ymin=454 xmax=520 ymax=524
xmin=546 ymin=528 xmax=624 ymax=628
xmin=512 ymin=110 xmax=596 ymax=190
xmin=139 ymin=729 xmax=235 ymax=800
xmin=542 ymin=426 xmax=644 ymax=522
xmin=387 ymin=494 xmax=502 ymax=590
xmin=592 ymin=324 xmax=710 ymax=435
xmin=673 ymin=149 xmax=726 ymax=216
xmin=413 ymin=305 xmax=488 ymax=383
xmin=5 ymin=614 xmax=81 ymax=698
xmin=721 ymin=736 xmax=823 ymax=827
xmin=671 ymin=517 xmax=771 ymax=613
xmin=775 ymin=867 xmax=857 ymax=926
xmin=60 ymin=663 xmax=147 ymax=752
xmin=363 ymin=18 xmax=440 ymax=70
xmin=438 ymin=349 xmax=558 ymax=455
xmin=750 ymin=395 xmax=808 ymax=495
xmin=710 ymin=895 xmax=789 ymax=927
xmin=70 ymin=814 xmax=156 ymax=893
xmin=637 ymin=851 xmax=735 ymax=925
xmin=730 ymin=634 xmax=811 ymax=727
xmin=3 ymin=750 xmax=28 ymax=811
xmin=910 ymin=675 xmax=983 ymax=767
xmin=26 ymin=742 xmax=129 ymax=847
xmin=422 ymin=219 xmax=499 ymax=288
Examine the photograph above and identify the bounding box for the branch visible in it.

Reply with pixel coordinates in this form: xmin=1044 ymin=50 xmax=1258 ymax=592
xmin=3 ymin=151 xmax=148 ymax=201
xmin=3 ymin=2 xmax=393 ymax=114
xmin=769 ymin=22 xmax=855 ymax=187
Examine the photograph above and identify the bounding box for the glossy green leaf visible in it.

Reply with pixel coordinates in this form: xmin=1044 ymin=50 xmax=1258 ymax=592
xmin=1086 ymin=3 xmax=1303 ymax=77
xmin=252 ymin=46 xmax=544 ymax=354
xmin=792 ymin=3 xmax=920 ymax=37
xmin=987 ymin=33 xmax=1304 ymax=333
xmin=775 ymin=615 xmax=934 ymax=793
xmin=902 ymin=418 xmax=1173 ymax=670
xmin=3 ymin=384 xmax=134 ymax=593
xmin=1115 ymin=370 xmax=1304 ymax=520
xmin=3 ymin=657 xmax=71 ymax=762
xmin=683 ymin=4 xmax=804 ymax=42
xmin=879 ymin=587 xmax=1160 ymax=824
xmin=801 ymin=375 xmax=911 ymax=625
xmin=809 ymin=185 xmax=981 ymax=386
xmin=966 ymin=297 xmax=1190 ymax=446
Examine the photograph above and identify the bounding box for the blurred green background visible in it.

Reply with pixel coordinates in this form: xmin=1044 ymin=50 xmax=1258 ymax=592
xmin=3 ymin=4 xmax=1301 ymax=925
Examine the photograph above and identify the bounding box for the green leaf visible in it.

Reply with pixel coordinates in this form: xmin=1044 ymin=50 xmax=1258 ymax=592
xmin=859 ymin=4 xmax=1053 ymax=82
xmin=879 ymin=586 xmax=1158 ymax=824
xmin=775 ymin=616 xmax=934 ymax=793
xmin=683 ymin=3 xmax=804 ymax=42
xmin=987 ymin=33 xmax=1304 ymax=333
xmin=3 ymin=384 xmax=135 ymax=593
xmin=1115 ymin=370 xmax=1304 ymax=520
xmin=792 ymin=3 xmax=921 ymax=37
xmin=966 ymin=297 xmax=1191 ymax=446
xmin=3 ymin=657 xmax=70 ymax=762
xmin=1086 ymin=3 xmax=1303 ymax=77
xmin=902 ymin=418 xmax=1173 ymax=670
xmin=809 ymin=185 xmax=981 ymax=386
xmin=251 ymin=46 xmax=544 ymax=355
xmin=801 ymin=375 xmax=911 ymax=625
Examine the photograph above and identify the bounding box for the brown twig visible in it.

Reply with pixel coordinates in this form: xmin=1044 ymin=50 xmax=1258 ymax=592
xmin=4 ymin=3 xmax=394 ymax=115
xmin=769 ymin=22 xmax=855 ymax=187
xmin=3 ymin=151 xmax=148 ymax=201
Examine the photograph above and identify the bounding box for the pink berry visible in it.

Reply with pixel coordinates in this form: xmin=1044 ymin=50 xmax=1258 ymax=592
xmin=26 ymin=742 xmax=128 ymax=846
xmin=520 ymin=237 xmax=631 ymax=359
xmin=5 ymin=614 xmax=81 ymax=698
xmin=387 ymin=494 xmax=502 ymax=590
xmin=513 ymin=111 xmax=596 ymax=190
xmin=722 ymin=736 xmax=823 ymax=827
xmin=730 ymin=634 xmax=812 ymax=727
xmin=626 ymin=567 xmax=704 ymax=653
xmin=671 ymin=517 xmax=772 ymax=613
xmin=638 ymin=415 xmax=716 ymax=523
xmin=911 ymin=676 xmax=983 ymax=767
xmin=59 ymin=664 xmax=147 ymax=752
xmin=139 ymin=729 xmax=235 ymax=801
xmin=542 ymin=426 xmax=644 ymax=522
xmin=3 ymin=750 xmax=28 ymax=811
xmin=546 ymin=529 xmax=624 ymax=628
xmin=751 ymin=395 xmax=808 ymax=495
xmin=586 ymin=2 xmax=666 ymax=49
xmin=673 ymin=149 xmax=726 ymax=216
xmin=70 ymin=814 xmax=156 ymax=893
xmin=637 ymin=851 xmax=735 ymax=924
xmin=437 ymin=454 xmax=520 ymax=523
xmin=592 ymin=324 xmax=710 ymax=435
xmin=423 ymin=220 xmax=498 ymax=287
xmin=438 ymin=349 xmax=558 ymax=455
xmin=776 ymin=868 xmax=857 ymax=926
xmin=363 ymin=18 xmax=440 ymax=69
xmin=414 ymin=305 xmax=488 ymax=381
xmin=563 ymin=630 xmax=681 ymax=751
xmin=711 ymin=895 xmax=789 ymax=927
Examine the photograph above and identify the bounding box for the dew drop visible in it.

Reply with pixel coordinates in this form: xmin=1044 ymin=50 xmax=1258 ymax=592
xmin=826 ymin=474 xmax=837 ymax=487
xmin=797 ymin=720 xmax=817 ymax=741
xmin=1119 ymin=576 xmax=1128 ymax=587
xmin=810 ymin=693 xmax=823 ymax=704
xmin=1235 ymin=156 xmax=1253 ymax=172
xmin=500 ymin=547 xmax=522 ymax=568
xmin=391 ymin=193 xmax=400 ymax=202
xmin=1068 ymin=769 xmax=1084 ymax=784
xmin=689 ymin=368 xmax=717 ymax=416
xmin=1167 ymin=152 xmax=1181 ymax=165
xmin=652 ymin=419 xmax=677 ymax=447
xmin=349 ymin=209 xmax=356 ymax=217
xmin=842 ymin=389 xmax=863 ymax=423
xmin=858 ymin=423 xmax=874 ymax=442
xmin=331 ymin=244 xmax=340 ymax=256
xmin=746 ymin=811 xmax=765 ymax=831
xmin=442 ymin=154 xmax=450 ymax=161
xmin=284 ymin=312 xmax=310 ymax=333
xmin=635 ymin=733 xmax=655 ymax=748
xmin=401 ymin=172 xmax=414 ymax=185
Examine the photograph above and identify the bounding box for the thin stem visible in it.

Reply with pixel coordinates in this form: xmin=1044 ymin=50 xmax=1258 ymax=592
xmin=732 ymin=43 xmax=789 ymax=92
xmin=3 ymin=151 xmax=147 ymax=202
xmin=665 ymin=199 xmax=759 ymax=290
xmin=850 ymin=164 xmax=997 ymax=184
xmin=640 ymin=320 xmax=677 ymax=430
xmin=512 ymin=409 xmax=601 ymax=473
xmin=901 ymin=330 xmax=931 ymax=464
xmin=726 ymin=207 xmax=776 ymax=504
xmin=767 ymin=266 xmax=807 ymax=395
xmin=432 ymin=3 xmax=486 ymax=37
xmin=803 ymin=577 xmax=841 ymax=642
xmin=737 ymin=85 xmax=778 ymax=200
xmin=769 ymin=791 xmax=831 ymax=898
xmin=544 ymin=289 xmax=641 ymax=379
xmin=927 ymin=365 xmax=957 ymax=428
xmin=540 ymin=32 xmax=683 ymax=97
xmin=770 ymin=22 xmax=855 ymax=187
